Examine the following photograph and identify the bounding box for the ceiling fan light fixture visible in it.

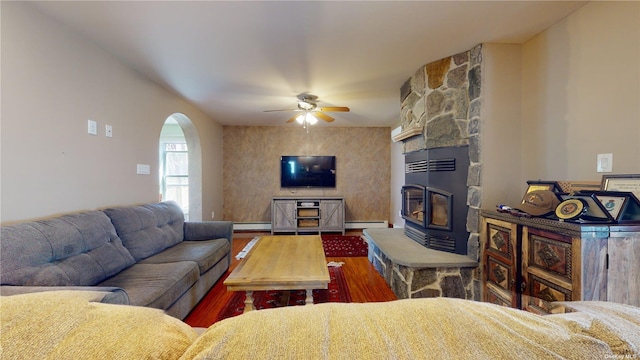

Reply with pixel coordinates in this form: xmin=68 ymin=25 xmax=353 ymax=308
xmin=296 ymin=112 xmax=318 ymax=125
xmin=306 ymin=112 xmax=318 ymax=125
xmin=267 ymin=93 xmax=348 ymax=127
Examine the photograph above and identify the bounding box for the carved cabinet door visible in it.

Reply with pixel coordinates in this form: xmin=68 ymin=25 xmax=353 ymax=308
xmin=521 ymin=226 xmax=578 ymax=314
xmin=482 ymin=217 xmax=519 ymax=308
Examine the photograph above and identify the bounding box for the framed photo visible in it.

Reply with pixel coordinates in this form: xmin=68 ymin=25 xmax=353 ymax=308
xmin=559 ymin=193 xmax=613 ymax=222
xmin=525 ymin=180 xmax=563 ymax=194
xmin=521 ymin=180 xmax=563 ymax=206
xmin=591 ymin=191 xmax=630 ymax=221
xmin=601 ymin=174 xmax=640 ymax=199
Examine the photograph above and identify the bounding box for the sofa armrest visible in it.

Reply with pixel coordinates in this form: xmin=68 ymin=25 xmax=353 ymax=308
xmin=184 ymin=221 xmax=233 ymax=244
xmin=0 ymin=286 xmax=129 ymax=305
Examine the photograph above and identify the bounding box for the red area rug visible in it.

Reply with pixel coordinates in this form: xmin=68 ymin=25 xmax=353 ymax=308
xmin=321 ymin=234 xmax=368 ymax=257
xmin=216 ymin=266 xmax=351 ymax=322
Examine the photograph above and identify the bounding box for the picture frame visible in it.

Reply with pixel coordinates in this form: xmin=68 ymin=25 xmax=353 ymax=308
xmin=591 ymin=191 xmax=630 ymax=221
xmin=558 ymin=193 xmax=613 ymax=223
xmin=601 ymin=174 xmax=640 ymax=199
xmin=525 ymin=180 xmax=564 ymax=194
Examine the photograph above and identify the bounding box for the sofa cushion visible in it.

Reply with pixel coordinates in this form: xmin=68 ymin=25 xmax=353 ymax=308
xmin=98 ymin=262 xmax=199 ymax=310
xmin=140 ymin=239 xmax=230 ymax=275
xmin=103 ymin=202 xmax=185 ymax=261
xmin=0 ymin=211 xmax=135 ymax=286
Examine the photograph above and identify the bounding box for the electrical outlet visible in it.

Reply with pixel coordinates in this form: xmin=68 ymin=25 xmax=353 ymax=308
xmin=211 ymin=211 xmax=215 ymax=219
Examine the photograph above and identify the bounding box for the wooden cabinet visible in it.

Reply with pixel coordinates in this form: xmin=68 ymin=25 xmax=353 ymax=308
xmin=482 ymin=217 xmax=519 ymax=308
xmin=481 ymin=210 xmax=640 ymax=313
xmin=272 ymin=199 xmax=297 ymax=233
xmin=272 ymin=197 xmax=345 ymax=235
xmin=319 ymin=200 xmax=345 ymax=232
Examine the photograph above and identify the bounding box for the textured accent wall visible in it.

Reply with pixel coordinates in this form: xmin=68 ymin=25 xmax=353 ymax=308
xmin=223 ymin=126 xmax=391 ymax=223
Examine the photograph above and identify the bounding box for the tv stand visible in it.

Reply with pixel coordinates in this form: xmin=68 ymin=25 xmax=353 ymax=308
xmin=271 ymin=196 xmax=345 ymax=235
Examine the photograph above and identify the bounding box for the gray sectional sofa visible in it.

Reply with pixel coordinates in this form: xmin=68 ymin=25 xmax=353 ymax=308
xmin=0 ymin=201 xmax=233 ymax=319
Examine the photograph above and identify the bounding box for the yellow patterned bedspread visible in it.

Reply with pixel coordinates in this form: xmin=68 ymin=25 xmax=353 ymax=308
xmin=2 ymin=291 xmax=639 ymax=359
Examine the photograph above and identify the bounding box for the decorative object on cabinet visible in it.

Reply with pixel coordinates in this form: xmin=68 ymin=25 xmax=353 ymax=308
xmin=481 ymin=210 xmax=640 ymax=314
xmin=515 ymin=181 xmax=564 ymax=218
xmin=555 ymin=198 xmax=588 ymax=221
xmin=557 ymin=193 xmax=613 ymax=223
xmin=559 ymin=181 xmax=601 ymax=195
xmin=601 ymin=174 xmax=640 ymax=199
xmin=523 ymin=180 xmax=564 ymax=194
xmin=515 ymin=190 xmax=562 ymax=217
xmin=591 ymin=190 xmax=640 ymax=223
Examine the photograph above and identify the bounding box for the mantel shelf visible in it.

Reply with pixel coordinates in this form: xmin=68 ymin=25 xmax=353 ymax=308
xmin=392 ymin=126 xmax=423 ymax=143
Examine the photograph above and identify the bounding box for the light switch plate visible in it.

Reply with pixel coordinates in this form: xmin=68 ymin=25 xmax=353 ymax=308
xmin=88 ymin=120 xmax=97 ymax=135
xmin=105 ymin=124 xmax=113 ymax=138
xmin=597 ymin=153 xmax=613 ymax=173
xmin=136 ymin=164 xmax=151 ymax=175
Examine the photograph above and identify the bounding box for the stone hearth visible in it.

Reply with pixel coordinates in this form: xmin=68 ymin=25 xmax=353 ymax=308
xmin=364 ymin=229 xmax=478 ymax=300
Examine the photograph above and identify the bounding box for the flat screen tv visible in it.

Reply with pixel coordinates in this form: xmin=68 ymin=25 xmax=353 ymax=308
xmin=280 ymin=156 xmax=336 ymax=188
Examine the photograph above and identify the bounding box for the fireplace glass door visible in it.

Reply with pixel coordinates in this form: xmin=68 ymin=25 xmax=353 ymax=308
xmin=402 ymin=185 xmax=426 ymax=227
xmin=426 ymin=189 xmax=453 ymax=231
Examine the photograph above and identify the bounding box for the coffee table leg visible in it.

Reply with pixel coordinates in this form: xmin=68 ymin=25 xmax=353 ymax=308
xmin=305 ymin=289 xmax=314 ymax=305
xmin=244 ymin=291 xmax=254 ymax=313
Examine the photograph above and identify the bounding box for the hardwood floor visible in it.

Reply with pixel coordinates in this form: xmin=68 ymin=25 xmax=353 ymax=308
xmin=184 ymin=232 xmax=397 ymax=327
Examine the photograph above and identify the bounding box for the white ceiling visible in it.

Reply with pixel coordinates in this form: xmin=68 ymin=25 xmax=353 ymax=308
xmin=31 ymin=1 xmax=586 ymax=128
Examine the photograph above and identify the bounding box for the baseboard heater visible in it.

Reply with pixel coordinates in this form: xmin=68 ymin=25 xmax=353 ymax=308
xmin=233 ymin=221 xmax=389 ymax=231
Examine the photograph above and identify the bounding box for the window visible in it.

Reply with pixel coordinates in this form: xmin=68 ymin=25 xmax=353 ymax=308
xmin=162 ymin=143 xmax=189 ymax=220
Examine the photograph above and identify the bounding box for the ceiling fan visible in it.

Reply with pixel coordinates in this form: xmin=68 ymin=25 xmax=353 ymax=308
xmin=264 ymin=93 xmax=350 ymax=124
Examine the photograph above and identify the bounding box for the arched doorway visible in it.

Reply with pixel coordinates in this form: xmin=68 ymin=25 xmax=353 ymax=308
xmin=159 ymin=113 xmax=203 ymax=221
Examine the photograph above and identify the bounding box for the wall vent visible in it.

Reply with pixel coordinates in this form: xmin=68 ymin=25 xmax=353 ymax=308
xmin=405 ymin=158 xmax=455 ymax=174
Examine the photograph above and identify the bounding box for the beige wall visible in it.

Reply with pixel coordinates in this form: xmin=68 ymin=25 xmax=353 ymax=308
xmin=521 ymin=1 xmax=639 ymax=182
xmin=481 ymin=43 xmax=524 ymax=208
xmin=0 ymin=2 xmax=224 ymax=224
xmin=223 ymin=126 xmax=391 ymax=223
xmin=478 ymin=1 xmax=639 ymax=209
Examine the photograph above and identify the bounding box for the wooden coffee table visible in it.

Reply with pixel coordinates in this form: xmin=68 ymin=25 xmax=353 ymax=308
xmin=224 ymin=235 xmax=330 ymax=313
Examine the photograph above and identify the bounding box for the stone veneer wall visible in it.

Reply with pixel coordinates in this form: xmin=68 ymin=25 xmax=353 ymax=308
xmin=399 ymin=44 xmax=483 ymax=261
xmin=390 ymin=44 xmax=483 ymax=300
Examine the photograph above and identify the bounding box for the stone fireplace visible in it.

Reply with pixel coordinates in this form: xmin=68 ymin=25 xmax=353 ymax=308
xmin=396 ymin=44 xmax=482 ymax=261
xmin=364 ymin=44 xmax=483 ymax=301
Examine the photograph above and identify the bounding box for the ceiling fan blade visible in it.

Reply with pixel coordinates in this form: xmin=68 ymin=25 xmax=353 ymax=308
xmin=286 ymin=114 xmax=300 ymax=123
xmin=318 ymin=106 xmax=350 ymax=112
xmin=263 ymin=108 xmax=299 ymax=112
xmin=314 ymin=112 xmax=335 ymax=123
